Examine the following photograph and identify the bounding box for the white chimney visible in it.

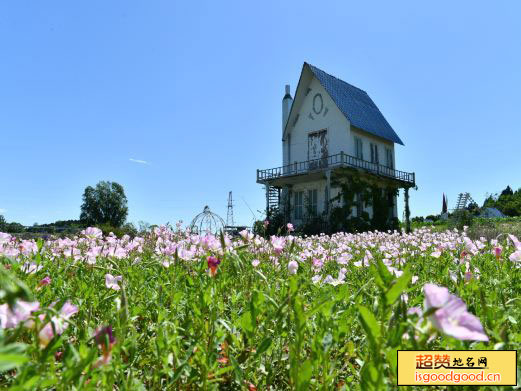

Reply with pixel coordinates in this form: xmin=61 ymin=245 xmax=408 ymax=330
xmin=282 ymin=84 xmax=293 ymax=133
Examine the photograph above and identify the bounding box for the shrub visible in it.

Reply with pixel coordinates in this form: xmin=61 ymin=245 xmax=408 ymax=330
xmin=449 ymin=210 xmax=474 ymax=230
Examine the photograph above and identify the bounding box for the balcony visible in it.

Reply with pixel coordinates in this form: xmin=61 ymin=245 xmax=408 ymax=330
xmin=257 ymin=151 xmax=415 ymax=187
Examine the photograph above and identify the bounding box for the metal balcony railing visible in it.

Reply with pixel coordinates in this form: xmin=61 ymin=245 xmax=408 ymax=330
xmin=257 ymin=151 xmax=415 ymax=185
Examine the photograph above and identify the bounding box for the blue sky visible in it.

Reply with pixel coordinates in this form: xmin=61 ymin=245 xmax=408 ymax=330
xmin=1 ymin=1 xmax=520 ymax=227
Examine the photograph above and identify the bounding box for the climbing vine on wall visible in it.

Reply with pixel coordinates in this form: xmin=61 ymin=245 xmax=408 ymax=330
xmin=328 ymin=168 xmax=400 ymax=233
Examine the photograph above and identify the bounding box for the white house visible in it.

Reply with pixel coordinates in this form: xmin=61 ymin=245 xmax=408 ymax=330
xmin=257 ymin=63 xmax=416 ymax=231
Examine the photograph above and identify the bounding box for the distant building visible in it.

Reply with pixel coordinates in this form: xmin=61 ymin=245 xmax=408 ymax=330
xmin=256 ymin=63 xmax=415 ymax=230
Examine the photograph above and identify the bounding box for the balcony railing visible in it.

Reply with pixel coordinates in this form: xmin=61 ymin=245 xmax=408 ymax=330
xmin=257 ymin=151 xmax=415 ymax=186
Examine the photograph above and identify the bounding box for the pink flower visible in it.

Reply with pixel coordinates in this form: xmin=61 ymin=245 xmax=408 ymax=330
xmin=337 ymin=254 xmax=352 ymax=264
xmin=463 ymin=262 xmax=479 ymax=283
xmin=407 ymin=307 xmax=422 ymax=316
xmin=423 ymin=284 xmax=488 ymax=341
xmin=207 ymin=256 xmax=221 ymax=276
xmin=38 ymin=301 xmax=78 ymax=347
xmin=287 ymin=260 xmax=298 ymax=275
xmin=105 ymin=274 xmax=123 ymax=290
xmin=93 ymin=325 xmax=116 ymax=368
xmin=463 ymin=237 xmax=478 ymax=255
xmin=251 ymin=259 xmax=260 ymax=267
xmin=508 ymin=234 xmax=521 ymax=249
xmin=312 ymin=258 xmax=324 ymax=270
xmin=239 ymin=229 xmax=254 ymax=241
xmin=263 ymin=220 xmax=269 ymax=228
xmin=0 ymin=301 xmax=40 ymax=329
xmin=95 ymin=325 xmax=116 ymax=348
xmin=287 ymin=223 xmax=294 ymax=233
xmin=270 ymin=236 xmax=285 ymax=255
xmin=82 ymin=227 xmax=103 ymax=239
xmin=509 ymin=249 xmax=521 ymax=264
xmin=36 ymin=276 xmax=51 ymax=290
xmin=494 ymin=247 xmax=502 ymax=260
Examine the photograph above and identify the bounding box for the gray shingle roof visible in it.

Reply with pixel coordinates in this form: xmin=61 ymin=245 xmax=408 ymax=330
xmin=307 ymin=63 xmax=404 ymax=145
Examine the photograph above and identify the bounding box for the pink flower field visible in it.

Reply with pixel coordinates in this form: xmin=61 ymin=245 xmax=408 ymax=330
xmin=0 ymin=226 xmax=520 ymax=389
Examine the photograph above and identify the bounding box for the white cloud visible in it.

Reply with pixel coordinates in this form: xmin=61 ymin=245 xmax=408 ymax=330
xmin=129 ymin=158 xmax=150 ymax=165
xmin=0 ymin=208 xmax=6 ymax=214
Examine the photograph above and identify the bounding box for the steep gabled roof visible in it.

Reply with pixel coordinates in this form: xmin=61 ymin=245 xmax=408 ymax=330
xmin=306 ymin=63 xmax=404 ymax=145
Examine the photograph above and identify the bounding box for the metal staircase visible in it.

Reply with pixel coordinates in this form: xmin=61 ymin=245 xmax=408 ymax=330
xmin=266 ymin=186 xmax=280 ymax=216
xmin=454 ymin=192 xmax=475 ymax=211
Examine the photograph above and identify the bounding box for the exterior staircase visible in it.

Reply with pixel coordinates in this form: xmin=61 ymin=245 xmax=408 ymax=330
xmin=266 ymin=186 xmax=280 ymax=217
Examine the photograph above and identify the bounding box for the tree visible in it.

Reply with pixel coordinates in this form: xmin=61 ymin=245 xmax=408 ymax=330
xmin=482 ymin=186 xmax=521 ymax=217
xmin=466 ymin=201 xmax=479 ymax=215
xmin=0 ymin=215 xmax=6 ymax=231
xmin=501 ymin=186 xmax=514 ymax=196
xmin=80 ymin=181 xmax=128 ymax=227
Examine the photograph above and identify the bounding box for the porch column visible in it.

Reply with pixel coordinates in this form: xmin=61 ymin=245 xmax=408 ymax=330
xmin=325 ymin=169 xmax=331 ymax=217
xmin=286 ymin=186 xmax=292 ymax=224
xmin=404 ymin=187 xmax=411 ymax=233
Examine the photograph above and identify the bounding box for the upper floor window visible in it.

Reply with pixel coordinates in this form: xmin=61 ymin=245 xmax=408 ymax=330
xmin=294 ymin=191 xmax=304 ymax=219
xmin=386 ymin=148 xmax=394 ymax=169
xmin=355 ymin=137 xmax=363 ymax=160
xmin=370 ymin=143 xmax=379 ymax=164
xmin=307 ymin=189 xmax=318 ymax=216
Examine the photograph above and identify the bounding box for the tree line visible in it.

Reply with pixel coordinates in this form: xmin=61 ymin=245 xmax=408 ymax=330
xmin=1 ymin=181 xmax=139 ymax=236
xmin=482 ymin=185 xmax=521 ymax=217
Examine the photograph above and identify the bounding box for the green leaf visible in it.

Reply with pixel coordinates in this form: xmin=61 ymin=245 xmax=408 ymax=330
xmin=230 ymin=355 xmax=243 ymax=382
xmin=360 ymin=361 xmax=382 ymax=391
xmin=385 ymin=268 xmax=411 ymax=306
xmin=0 ymin=353 xmax=28 ymax=372
xmin=386 ymin=348 xmax=398 ymax=378
xmin=358 ymin=305 xmax=381 ymax=350
xmin=240 ymin=311 xmax=254 ymax=334
xmin=375 ymin=258 xmax=393 ymax=283
xmin=0 ymin=268 xmax=33 ymax=306
xmin=255 ymin=337 xmax=272 ymax=357
xmin=0 ymin=343 xmax=28 ymax=372
xmin=298 ymin=360 xmax=313 ymax=391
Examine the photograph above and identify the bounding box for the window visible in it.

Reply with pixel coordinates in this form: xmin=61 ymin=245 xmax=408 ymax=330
xmin=386 ymin=148 xmax=394 ymax=169
xmin=355 ymin=137 xmax=363 ymax=160
xmin=370 ymin=143 xmax=379 ymax=164
xmin=294 ymin=191 xmax=304 ymax=219
xmin=307 ymin=189 xmax=318 ymax=216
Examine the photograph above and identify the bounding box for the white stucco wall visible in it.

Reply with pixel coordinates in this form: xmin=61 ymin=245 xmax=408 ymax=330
xmin=350 ymin=127 xmax=395 ymax=167
xmin=285 ymin=77 xmax=396 ymax=169
xmin=286 ymin=78 xmax=351 ymax=166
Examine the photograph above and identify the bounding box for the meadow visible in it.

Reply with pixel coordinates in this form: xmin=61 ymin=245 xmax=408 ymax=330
xmin=0 ymin=225 xmax=520 ymax=390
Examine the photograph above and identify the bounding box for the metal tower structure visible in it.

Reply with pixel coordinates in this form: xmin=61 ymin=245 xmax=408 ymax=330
xmin=454 ymin=192 xmax=475 ymax=211
xmin=226 ymin=191 xmax=235 ymax=227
